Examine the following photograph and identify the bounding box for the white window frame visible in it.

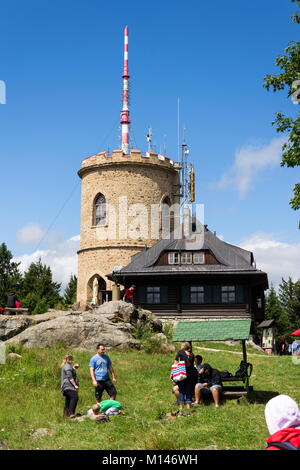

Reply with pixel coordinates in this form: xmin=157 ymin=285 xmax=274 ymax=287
xmin=168 ymin=252 xmax=180 ymax=265
xmin=193 ymin=252 xmax=205 ymax=264
xmin=181 ymin=252 xmax=192 ymax=264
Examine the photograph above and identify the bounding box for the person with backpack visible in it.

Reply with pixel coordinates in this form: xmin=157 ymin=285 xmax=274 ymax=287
xmin=265 ymin=395 xmax=300 ymax=450
xmin=6 ymin=291 xmax=20 ymax=311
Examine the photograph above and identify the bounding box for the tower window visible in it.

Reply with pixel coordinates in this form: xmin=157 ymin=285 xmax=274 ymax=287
xmin=94 ymin=194 xmax=107 ymax=226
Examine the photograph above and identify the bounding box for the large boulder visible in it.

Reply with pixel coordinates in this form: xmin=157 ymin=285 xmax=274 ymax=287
xmin=95 ymin=301 xmax=163 ymax=333
xmin=0 ymin=316 xmax=31 ymax=341
xmin=94 ymin=300 xmax=136 ymax=323
xmin=5 ymin=313 xmax=141 ymax=350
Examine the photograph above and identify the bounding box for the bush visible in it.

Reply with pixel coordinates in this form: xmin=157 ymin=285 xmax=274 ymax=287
xmin=32 ymin=299 xmax=49 ymax=315
xmin=21 ymin=292 xmax=40 ymax=313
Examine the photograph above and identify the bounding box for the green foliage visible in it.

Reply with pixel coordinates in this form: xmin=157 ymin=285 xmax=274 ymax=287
xmin=32 ymin=299 xmax=50 ymax=316
xmin=265 ymin=278 xmax=300 ymax=337
xmin=263 ymin=1 xmax=300 ymax=219
xmin=133 ymin=322 xmax=153 ymax=342
xmin=22 ymin=292 xmax=40 ymax=313
xmin=162 ymin=322 xmax=174 ymax=341
xmin=63 ymin=275 xmax=77 ymax=306
xmin=265 ymin=284 xmax=289 ymax=336
xmin=278 ymin=277 xmax=300 ymax=332
xmin=20 ymin=259 xmax=62 ymax=313
xmin=0 ymin=243 xmax=23 ymax=307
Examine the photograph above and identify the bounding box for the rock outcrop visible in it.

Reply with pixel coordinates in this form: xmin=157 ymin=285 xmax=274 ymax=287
xmin=0 ymin=316 xmax=31 ymax=341
xmin=6 ymin=312 xmax=141 ymax=350
xmin=3 ymin=301 xmax=166 ymax=350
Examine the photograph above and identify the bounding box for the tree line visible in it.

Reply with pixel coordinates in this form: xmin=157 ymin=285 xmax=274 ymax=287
xmin=0 ymin=243 xmax=77 ymax=314
xmin=265 ymin=278 xmax=300 ymax=338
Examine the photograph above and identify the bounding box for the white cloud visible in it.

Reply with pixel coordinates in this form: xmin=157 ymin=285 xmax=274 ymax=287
xmin=215 ymin=136 xmax=286 ymax=198
xmin=239 ymin=232 xmax=300 ymax=288
xmin=16 ymin=224 xmax=45 ymax=246
xmin=14 ymin=235 xmax=80 ymax=291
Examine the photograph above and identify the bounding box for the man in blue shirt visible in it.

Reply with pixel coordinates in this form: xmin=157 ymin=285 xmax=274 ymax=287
xmin=89 ymin=343 xmax=117 ymax=401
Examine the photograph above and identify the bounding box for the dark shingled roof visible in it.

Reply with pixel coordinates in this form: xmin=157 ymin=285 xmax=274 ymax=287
xmin=119 ymin=223 xmax=266 ymax=277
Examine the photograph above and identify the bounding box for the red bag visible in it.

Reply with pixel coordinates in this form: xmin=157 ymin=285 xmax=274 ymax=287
xmin=15 ymin=300 xmax=21 ymax=308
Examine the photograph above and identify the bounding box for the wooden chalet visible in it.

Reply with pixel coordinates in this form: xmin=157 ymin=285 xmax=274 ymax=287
xmin=111 ymin=223 xmax=268 ymax=325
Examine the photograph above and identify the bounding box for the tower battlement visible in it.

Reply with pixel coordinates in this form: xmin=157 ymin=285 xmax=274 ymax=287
xmin=80 ymin=149 xmax=179 ymax=173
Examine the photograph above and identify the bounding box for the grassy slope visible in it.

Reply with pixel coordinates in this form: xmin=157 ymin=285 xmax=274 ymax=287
xmin=0 ymin=345 xmax=299 ymax=450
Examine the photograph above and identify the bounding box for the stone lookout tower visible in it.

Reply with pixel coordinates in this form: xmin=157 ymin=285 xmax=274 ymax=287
xmin=77 ymin=28 xmax=180 ymax=308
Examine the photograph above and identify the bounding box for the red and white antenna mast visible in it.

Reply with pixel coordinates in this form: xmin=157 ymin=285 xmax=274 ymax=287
xmin=120 ymin=26 xmax=130 ymax=155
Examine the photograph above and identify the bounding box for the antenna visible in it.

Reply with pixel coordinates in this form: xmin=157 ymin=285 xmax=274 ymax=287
xmin=180 ymin=130 xmax=195 ymax=205
xmin=146 ymin=126 xmax=153 ymax=152
xmin=120 ymin=26 xmax=131 ymax=155
xmin=177 ymin=98 xmax=180 ymax=162
xmin=163 ymin=134 xmax=167 ymax=154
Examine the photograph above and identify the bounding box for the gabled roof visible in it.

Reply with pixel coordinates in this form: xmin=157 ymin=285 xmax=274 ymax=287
xmin=119 ymin=223 xmax=266 ymax=278
xmin=173 ymin=319 xmax=252 ymax=342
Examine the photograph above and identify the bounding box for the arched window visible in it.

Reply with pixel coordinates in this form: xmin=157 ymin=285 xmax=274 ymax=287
xmin=160 ymin=196 xmax=174 ymax=236
xmin=94 ymin=194 xmax=107 ymax=226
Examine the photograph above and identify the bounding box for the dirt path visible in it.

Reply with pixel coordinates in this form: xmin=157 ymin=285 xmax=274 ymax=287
xmin=194 ymin=346 xmax=273 ymax=357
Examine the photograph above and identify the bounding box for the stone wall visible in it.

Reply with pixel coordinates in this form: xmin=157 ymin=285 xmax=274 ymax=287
xmin=77 ymin=149 xmax=180 ymax=307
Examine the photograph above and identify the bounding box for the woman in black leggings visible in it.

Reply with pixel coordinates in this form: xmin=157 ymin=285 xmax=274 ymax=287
xmin=60 ymin=355 xmax=79 ymax=418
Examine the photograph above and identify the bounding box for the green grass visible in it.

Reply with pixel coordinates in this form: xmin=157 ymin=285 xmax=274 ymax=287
xmin=0 ymin=344 xmax=299 ymax=450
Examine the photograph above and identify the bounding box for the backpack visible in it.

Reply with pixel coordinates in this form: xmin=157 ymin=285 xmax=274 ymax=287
xmin=266 ymin=441 xmax=300 ymax=450
xmin=220 ymin=370 xmax=233 ymax=379
xmin=235 ymin=360 xmax=253 ymax=378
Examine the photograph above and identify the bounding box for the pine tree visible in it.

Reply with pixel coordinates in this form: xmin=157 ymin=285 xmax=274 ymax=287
xmin=21 ymin=259 xmax=62 ymax=313
xmin=265 ymin=284 xmax=289 ymax=336
xmin=278 ymin=277 xmax=300 ymax=333
xmin=0 ymin=243 xmax=23 ymax=307
xmin=64 ymin=274 xmax=77 ymax=306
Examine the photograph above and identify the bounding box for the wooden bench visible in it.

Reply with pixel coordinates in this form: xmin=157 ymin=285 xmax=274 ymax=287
xmin=221 ymin=361 xmax=253 ymax=394
xmin=1 ymin=308 xmax=29 ymax=315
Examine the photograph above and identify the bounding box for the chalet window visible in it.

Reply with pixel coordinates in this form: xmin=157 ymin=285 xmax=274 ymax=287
xmin=181 ymin=252 xmax=192 ymax=264
xmin=190 ymin=286 xmax=204 ymax=304
xmin=221 ymin=285 xmax=236 ymax=303
xmin=94 ymin=194 xmax=107 ymax=226
xmin=146 ymin=287 xmax=161 ymax=304
xmin=193 ymin=252 xmax=205 ymax=264
xmin=168 ymin=252 xmax=180 ymax=264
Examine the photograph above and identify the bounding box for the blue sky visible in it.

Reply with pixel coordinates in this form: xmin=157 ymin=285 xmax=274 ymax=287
xmin=0 ymin=0 xmax=299 ymax=287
